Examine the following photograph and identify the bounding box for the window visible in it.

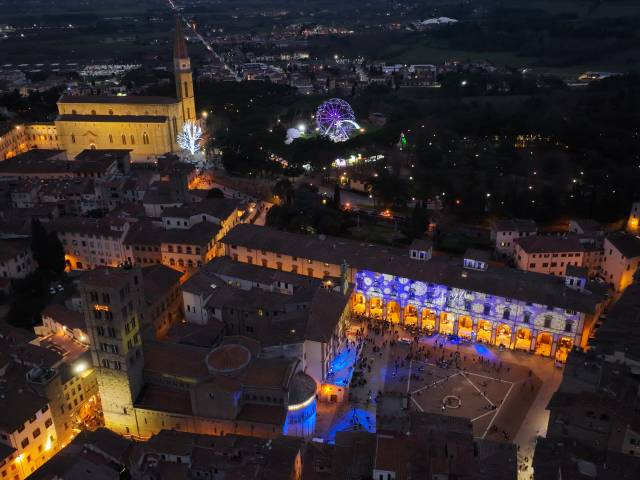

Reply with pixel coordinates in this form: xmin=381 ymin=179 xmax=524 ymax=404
xmin=502 ymin=308 xmax=510 ymax=320
xmin=71 ymin=133 xmax=75 ymax=144
xmin=109 ymin=134 xmax=113 ymax=144
xmin=32 ymin=428 xmax=41 ymax=439
xmin=21 ymin=438 xmax=29 ymax=449
xmin=130 ymin=135 xmax=135 ymax=145
xmin=483 ymin=304 xmax=491 ymax=315
xmin=121 ymin=134 xmax=126 ymax=145
xmin=523 ymin=311 xmax=531 ymax=324
xmin=564 ymin=321 xmax=573 ymax=333
xmin=544 ymin=315 xmax=552 ymax=328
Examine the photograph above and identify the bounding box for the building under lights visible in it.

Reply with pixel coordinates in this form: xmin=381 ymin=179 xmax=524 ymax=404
xmin=0 ymin=17 xmax=196 ymax=161
xmin=0 ymin=320 xmax=98 ymax=480
xmin=80 ymin=266 xmax=317 ymax=441
xmin=222 ymin=224 xmax=608 ymax=362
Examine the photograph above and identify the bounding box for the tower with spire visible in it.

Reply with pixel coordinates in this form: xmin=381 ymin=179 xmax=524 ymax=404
xmin=174 ymin=16 xmax=196 ymax=123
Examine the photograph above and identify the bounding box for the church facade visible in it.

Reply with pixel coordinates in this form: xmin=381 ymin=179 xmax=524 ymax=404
xmin=1 ymin=18 xmax=196 ymax=161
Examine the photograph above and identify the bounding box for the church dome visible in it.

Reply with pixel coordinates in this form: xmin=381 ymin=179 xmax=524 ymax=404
xmin=206 ymin=343 xmax=251 ymax=374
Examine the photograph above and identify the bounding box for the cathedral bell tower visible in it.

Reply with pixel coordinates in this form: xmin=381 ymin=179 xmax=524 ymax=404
xmin=173 ymin=16 xmax=196 ymax=123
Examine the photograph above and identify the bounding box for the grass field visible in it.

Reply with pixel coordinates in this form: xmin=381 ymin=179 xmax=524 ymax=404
xmin=381 ymin=43 xmax=531 ymax=68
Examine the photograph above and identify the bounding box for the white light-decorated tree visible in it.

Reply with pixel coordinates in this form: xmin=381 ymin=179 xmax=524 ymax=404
xmin=177 ymin=120 xmax=207 ymax=169
xmin=178 ymin=120 xmax=203 ymax=155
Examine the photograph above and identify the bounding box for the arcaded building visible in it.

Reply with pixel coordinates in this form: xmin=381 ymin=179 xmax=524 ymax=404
xmin=222 ymin=224 xmax=607 ymax=362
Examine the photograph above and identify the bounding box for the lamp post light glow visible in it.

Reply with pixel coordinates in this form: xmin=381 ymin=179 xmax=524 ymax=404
xmin=73 ymin=362 xmax=88 ymax=374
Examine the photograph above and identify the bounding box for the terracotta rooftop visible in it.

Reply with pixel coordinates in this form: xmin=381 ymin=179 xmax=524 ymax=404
xmin=58 ymin=94 xmax=177 ymax=105
xmin=0 ymin=238 xmax=30 ymax=262
xmin=143 ymin=341 xmax=210 ymax=380
xmin=135 ymin=384 xmax=193 ymax=416
xmin=222 ymin=224 xmax=606 ymax=313
xmin=41 ymin=303 xmax=84 ymax=330
xmin=206 ymin=343 xmax=251 ymax=373
xmin=607 ymin=232 xmax=640 ymax=258
xmin=514 ymin=234 xmax=596 ymax=253
xmin=79 ymin=266 xmax=136 ymax=289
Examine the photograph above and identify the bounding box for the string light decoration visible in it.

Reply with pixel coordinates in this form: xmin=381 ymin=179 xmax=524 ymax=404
xmin=177 ymin=120 xmax=203 ymax=155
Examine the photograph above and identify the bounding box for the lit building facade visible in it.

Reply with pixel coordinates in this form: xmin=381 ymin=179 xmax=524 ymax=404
xmin=627 ymin=201 xmax=640 ymax=234
xmin=352 ymin=269 xmax=586 ymax=361
xmin=0 ymin=393 xmax=57 ymax=480
xmin=514 ymin=235 xmax=603 ymax=277
xmin=57 ymin=217 xmax=130 ymax=271
xmin=222 ymin=225 xmax=606 ymax=363
xmin=602 ymin=232 xmax=640 ymax=293
xmin=1 ymin=17 xmax=196 ymax=162
xmin=0 ymin=239 xmax=35 ymax=280
xmin=80 ymin=267 xmax=145 ymax=437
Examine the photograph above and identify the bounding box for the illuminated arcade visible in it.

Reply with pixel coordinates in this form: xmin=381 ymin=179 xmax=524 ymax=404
xmin=352 ymin=269 xmax=587 ymax=362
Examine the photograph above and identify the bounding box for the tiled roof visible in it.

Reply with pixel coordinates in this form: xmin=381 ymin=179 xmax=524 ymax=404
xmin=222 ymin=225 xmax=606 ymax=313
xmin=493 ymin=218 xmax=537 ymax=232
xmin=161 ymin=221 xmax=221 ymax=246
xmin=161 ymin=198 xmax=243 ymax=221
xmin=41 ymin=304 xmax=84 ymax=330
xmin=58 ymin=94 xmax=176 ymax=105
xmin=606 ymin=232 xmax=640 ymax=258
xmin=514 ymin=235 xmax=591 ymax=253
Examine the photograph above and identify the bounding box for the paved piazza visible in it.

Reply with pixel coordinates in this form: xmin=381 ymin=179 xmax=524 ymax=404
xmin=316 ymin=324 xmax=562 ymax=478
xmin=381 ymin=341 xmax=543 ymax=440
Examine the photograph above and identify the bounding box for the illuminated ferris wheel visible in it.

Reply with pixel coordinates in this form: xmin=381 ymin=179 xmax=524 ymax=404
xmin=316 ymin=98 xmax=360 ymax=142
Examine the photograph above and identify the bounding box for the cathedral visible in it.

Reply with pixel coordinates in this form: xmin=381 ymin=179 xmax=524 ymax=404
xmin=1 ymin=17 xmax=196 ymax=161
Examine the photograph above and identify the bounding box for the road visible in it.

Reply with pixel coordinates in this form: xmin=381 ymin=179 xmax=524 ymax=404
xmin=166 ymin=0 xmax=239 ymax=80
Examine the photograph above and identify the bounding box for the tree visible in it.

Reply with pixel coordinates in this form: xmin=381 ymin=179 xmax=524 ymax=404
xmin=273 ymin=178 xmax=294 ymax=205
xmin=207 ymin=188 xmax=225 ymax=198
xmin=30 ymin=218 xmax=65 ymax=274
xmin=177 ymin=120 xmax=203 ymax=156
xmin=30 ymin=218 xmax=49 ymax=269
xmin=333 ymin=184 xmax=342 ymax=210
xmin=403 ymin=203 xmax=429 ymax=240
xmin=47 ymin=231 xmax=66 ymax=275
